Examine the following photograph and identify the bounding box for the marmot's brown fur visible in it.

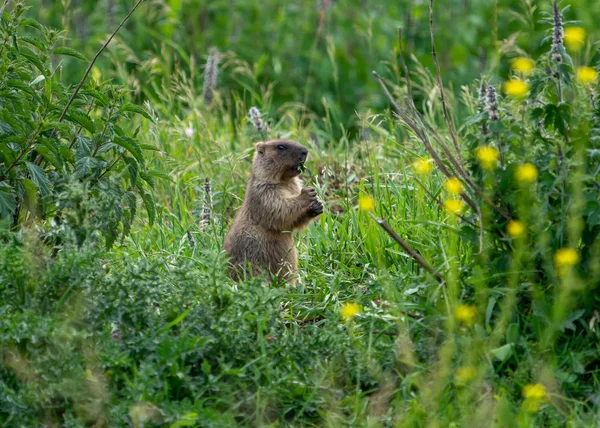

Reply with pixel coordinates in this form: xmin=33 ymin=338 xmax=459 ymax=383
xmin=224 ymin=140 xmax=323 ymax=281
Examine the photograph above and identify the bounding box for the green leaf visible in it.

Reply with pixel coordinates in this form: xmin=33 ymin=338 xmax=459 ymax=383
xmin=19 ymin=18 xmax=43 ymax=31
xmin=121 ymin=103 xmax=153 ymax=121
xmin=26 ymin=162 xmax=51 ymax=198
xmin=0 ymin=188 xmax=16 ymax=219
xmin=157 ymin=308 xmax=192 ymax=335
xmin=490 ymin=344 xmax=513 ymax=362
xmin=147 ymin=169 xmax=173 ymax=182
xmin=67 ymin=111 xmax=96 ymax=133
xmin=76 ymin=136 xmax=92 ymax=161
xmin=124 ymin=156 xmax=139 ymax=187
xmin=19 ymin=178 xmax=38 ymax=213
xmin=137 ymin=182 xmax=155 ymax=225
xmin=114 ymin=136 xmax=144 ymax=164
xmin=75 ymin=156 xmax=101 ymax=177
xmin=170 ymin=412 xmax=199 ymax=428
xmin=52 ymin=46 xmax=87 ymax=61
xmin=30 ymin=75 xmax=45 ymax=86
xmin=19 ymin=46 xmax=47 ymax=75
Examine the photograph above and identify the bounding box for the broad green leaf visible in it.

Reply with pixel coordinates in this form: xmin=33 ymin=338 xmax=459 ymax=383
xmin=52 ymin=46 xmax=87 ymax=61
xmin=124 ymin=156 xmax=139 ymax=187
xmin=19 ymin=46 xmax=47 ymax=75
xmin=76 ymin=136 xmax=92 ymax=161
xmin=75 ymin=156 xmax=101 ymax=177
xmin=137 ymin=182 xmax=155 ymax=226
xmin=490 ymin=344 xmax=513 ymax=362
xmin=121 ymin=103 xmax=153 ymax=121
xmin=19 ymin=18 xmax=43 ymax=31
xmin=26 ymin=162 xmax=51 ymax=197
xmin=0 ymin=188 xmax=16 ymax=219
xmin=67 ymin=111 xmax=96 ymax=133
xmin=114 ymin=136 xmax=144 ymax=164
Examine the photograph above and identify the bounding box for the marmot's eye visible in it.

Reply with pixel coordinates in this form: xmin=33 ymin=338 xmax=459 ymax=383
xmin=277 ymin=145 xmax=286 ymax=151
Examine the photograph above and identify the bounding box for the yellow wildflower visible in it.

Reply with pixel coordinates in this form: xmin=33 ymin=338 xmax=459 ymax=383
xmin=522 ymin=383 xmax=548 ymax=412
xmin=511 ymin=57 xmax=535 ymax=75
xmin=476 ymin=146 xmax=499 ymax=170
xmin=444 ymin=177 xmax=463 ymax=195
xmin=455 ymin=366 xmax=477 ymax=386
xmin=515 ymin=163 xmax=538 ymax=184
xmin=503 ymin=79 xmax=529 ymax=98
xmin=554 ymin=248 xmax=579 ymax=274
xmin=443 ymin=199 xmax=465 ymax=215
xmin=564 ymin=27 xmax=586 ymax=51
xmin=341 ymin=302 xmax=361 ymax=321
xmin=507 ymin=220 xmax=526 ymax=239
xmin=413 ymin=158 xmax=434 ymax=176
xmin=522 ymin=384 xmax=547 ymax=399
xmin=358 ymin=195 xmax=375 ymax=212
xmin=455 ymin=304 xmax=477 ymax=326
xmin=91 ymin=66 xmax=102 ymax=82
xmin=577 ymin=66 xmax=598 ymax=85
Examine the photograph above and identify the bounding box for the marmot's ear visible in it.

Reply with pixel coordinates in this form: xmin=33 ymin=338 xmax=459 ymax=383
xmin=255 ymin=142 xmax=265 ymax=155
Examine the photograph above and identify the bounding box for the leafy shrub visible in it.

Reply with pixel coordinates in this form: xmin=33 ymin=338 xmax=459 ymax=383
xmin=0 ymin=3 xmax=155 ymax=248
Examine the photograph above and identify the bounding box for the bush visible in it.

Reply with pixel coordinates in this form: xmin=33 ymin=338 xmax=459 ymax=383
xmin=0 ymin=3 xmax=156 ymax=248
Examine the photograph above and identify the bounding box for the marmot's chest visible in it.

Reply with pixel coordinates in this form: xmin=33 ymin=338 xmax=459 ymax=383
xmin=277 ymin=178 xmax=302 ymax=199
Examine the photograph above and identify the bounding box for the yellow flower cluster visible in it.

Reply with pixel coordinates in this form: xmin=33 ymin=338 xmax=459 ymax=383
xmin=564 ymin=27 xmax=586 ymax=51
xmin=444 ymin=177 xmax=463 ymax=195
xmin=511 ymin=57 xmax=535 ymax=75
xmin=577 ymin=66 xmax=598 ymax=85
xmin=554 ymin=248 xmax=579 ymax=276
xmin=507 ymin=220 xmax=526 ymax=239
xmin=341 ymin=302 xmax=362 ymax=321
xmin=444 ymin=199 xmax=464 ymax=216
xmin=503 ymin=79 xmax=529 ymax=98
xmin=358 ymin=195 xmax=375 ymax=212
xmin=413 ymin=158 xmax=434 ymax=176
xmin=515 ymin=163 xmax=538 ymax=184
xmin=455 ymin=304 xmax=477 ymax=326
xmin=476 ymin=146 xmax=499 ymax=170
xmin=522 ymin=383 xmax=548 ymax=412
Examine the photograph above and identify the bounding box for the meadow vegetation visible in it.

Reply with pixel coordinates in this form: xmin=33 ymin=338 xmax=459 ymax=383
xmin=1 ymin=0 xmax=600 ymax=426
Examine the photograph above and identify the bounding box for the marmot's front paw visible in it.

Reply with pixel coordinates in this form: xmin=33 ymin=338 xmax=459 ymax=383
xmin=300 ymin=187 xmax=318 ymax=202
xmin=309 ymin=200 xmax=324 ymax=217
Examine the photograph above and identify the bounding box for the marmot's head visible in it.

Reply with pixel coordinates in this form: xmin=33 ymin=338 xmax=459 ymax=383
xmin=252 ymin=140 xmax=308 ymax=182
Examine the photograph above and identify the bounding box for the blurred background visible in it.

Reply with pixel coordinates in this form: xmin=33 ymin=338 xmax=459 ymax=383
xmin=30 ymin=0 xmax=600 ymax=139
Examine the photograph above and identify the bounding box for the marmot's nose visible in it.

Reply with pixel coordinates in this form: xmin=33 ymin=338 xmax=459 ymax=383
xmin=301 ymin=148 xmax=308 ymax=155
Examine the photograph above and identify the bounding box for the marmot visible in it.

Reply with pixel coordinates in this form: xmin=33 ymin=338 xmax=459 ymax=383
xmin=224 ymin=139 xmax=323 ymax=281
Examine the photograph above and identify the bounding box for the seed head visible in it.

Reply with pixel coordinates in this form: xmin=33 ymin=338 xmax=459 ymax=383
xmin=203 ymin=48 xmax=219 ymax=105
xmin=248 ymin=107 xmax=270 ymax=134
xmin=551 ymin=2 xmax=564 ymax=63
xmin=200 ymin=178 xmax=212 ymax=231
xmin=486 ymin=85 xmax=499 ymax=121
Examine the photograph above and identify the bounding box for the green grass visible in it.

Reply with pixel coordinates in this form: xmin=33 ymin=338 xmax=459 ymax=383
xmin=2 ymin=0 xmax=600 ymax=426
